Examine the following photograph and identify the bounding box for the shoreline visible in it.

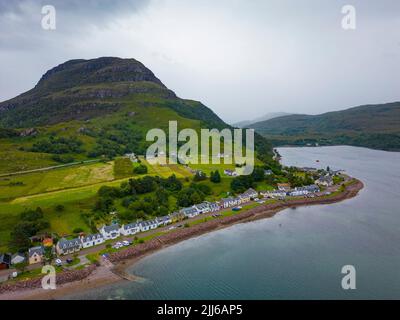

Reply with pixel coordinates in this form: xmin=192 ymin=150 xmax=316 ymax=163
xmin=0 ymin=179 xmax=364 ymax=300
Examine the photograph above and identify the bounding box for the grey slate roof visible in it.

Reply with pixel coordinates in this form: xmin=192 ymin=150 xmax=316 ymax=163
xmin=195 ymin=202 xmax=210 ymax=210
xmin=180 ymin=207 xmax=198 ymax=215
xmin=139 ymin=220 xmax=158 ymax=228
xmin=301 ymin=185 xmax=320 ymax=192
xmin=28 ymin=246 xmax=44 ymax=257
xmin=81 ymin=233 xmax=103 ymax=242
xmin=221 ymin=197 xmax=235 ymax=203
xmin=123 ymin=222 xmax=139 ymax=230
xmin=157 ymin=216 xmax=172 ymax=223
xmin=318 ymin=176 xmax=333 ymax=183
xmin=58 ymin=238 xmax=81 ymax=250
xmin=103 ymin=224 xmax=120 ymax=233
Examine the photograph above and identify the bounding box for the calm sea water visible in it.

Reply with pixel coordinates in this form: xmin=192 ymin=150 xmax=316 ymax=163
xmin=69 ymin=146 xmax=400 ymax=299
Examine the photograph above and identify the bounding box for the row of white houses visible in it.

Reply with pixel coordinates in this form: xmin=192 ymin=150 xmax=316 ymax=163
xmin=55 ymin=189 xmax=260 ymax=255
xmin=260 ymin=184 xmax=320 ymax=199
xmin=39 ymin=185 xmax=323 ymax=257
xmin=220 ymin=188 xmax=259 ymax=209
xmin=55 ymin=216 xmax=174 ymax=255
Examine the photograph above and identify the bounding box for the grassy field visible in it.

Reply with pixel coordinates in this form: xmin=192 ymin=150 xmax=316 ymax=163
xmin=139 ymin=157 xmax=192 ymax=178
xmin=0 ymin=157 xmax=195 ymax=251
xmin=0 ymin=161 xmax=114 ymax=201
xmin=113 ymin=157 xmax=134 ymax=179
xmin=0 ymin=143 xmax=56 ymax=175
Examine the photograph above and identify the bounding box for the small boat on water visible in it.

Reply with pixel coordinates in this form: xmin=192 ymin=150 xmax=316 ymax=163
xmin=316 ymin=160 xmax=320 ymax=162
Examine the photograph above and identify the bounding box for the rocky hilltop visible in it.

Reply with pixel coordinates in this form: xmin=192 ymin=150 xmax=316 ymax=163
xmin=0 ymin=57 xmax=179 ymax=127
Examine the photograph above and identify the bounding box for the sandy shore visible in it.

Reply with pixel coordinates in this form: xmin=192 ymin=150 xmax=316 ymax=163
xmin=0 ymin=179 xmax=364 ymax=300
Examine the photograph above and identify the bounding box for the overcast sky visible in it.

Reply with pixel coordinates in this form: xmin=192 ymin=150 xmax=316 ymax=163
xmin=0 ymin=0 xmax=399 ymax=123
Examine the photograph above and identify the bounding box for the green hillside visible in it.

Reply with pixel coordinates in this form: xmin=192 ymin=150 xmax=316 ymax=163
xmin=0 ymin=57 xmax=272 ymax=173
xmin=252 ymin=102 xmax=400 ymax=151
xmin=0 ymin=57 xmax=274 ymax=251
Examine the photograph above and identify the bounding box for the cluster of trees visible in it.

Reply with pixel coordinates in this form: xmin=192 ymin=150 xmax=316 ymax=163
xmin=51 ymin=154 xmax=75 ymax=163
xmin=284 ymin=167 xmax=315 ymax=188
xmin=210 ymin=170 xmax=221 ymax=183
xmin=91 ymin=173 xmax=215 ymax=225
xmin=87 ymin=122 xmax=148 ymax=158
xmin=176 ymin=183 xmax=211 ymax=207
xmin=230 ymin=166 xmax=265 ymax=192
xmin=133 ymin=164 xmax=148 ymax=174
xmin=230 ymin=165 xmax=315 ymax=192
xmin=9 ymin=207 xmax=50 ymax=252
xmin=87 ymin=139 xmax=125 ymax=159
xmin=92 ymin=174 xmax=184 ymax=223
xmin=193 ymin=171 xmax=207 ymax=182
xmin=30 ymin=136 xmax=83 ymax=154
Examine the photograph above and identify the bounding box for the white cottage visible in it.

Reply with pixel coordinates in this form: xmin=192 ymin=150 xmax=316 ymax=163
xmin=99 ymin=224 xmax=121 ymax=240
xmin=120 ymin=222 xmax=140 ymax=236
xmin=180 ymin=206 xmax=199 ymax=218
xmin=195 ymin=202 xmax=211 ymax=214
xmin=209 ymin=202 xmax=220 ymax=212
xmin=221 ymin=197 xmax=240 ymax=208
xmin=56 ymin=238 xmax=82 ymax=255
xmin=139 ymin=220 xmax=158 ymax=232
xmin=80 ymin=234 xmax=105 ymax=249
xmin=157 ymin=215 xmax=172 ymax=226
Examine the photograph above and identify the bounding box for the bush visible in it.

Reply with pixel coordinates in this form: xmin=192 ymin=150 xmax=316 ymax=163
xmin=52 ymin=154 xmax=75 ymax=163
xmin=55 ymin=204 xmax=65 ymax=212
xmin=193 ymin=171 xmax=207 ymax=181
xmin=133 ymin=164 xmax=148 ymax=174
xmin=31 ymin=136 xmax=83 ymax=154
xmin=20 ymin=208 xmax=44 ymax=221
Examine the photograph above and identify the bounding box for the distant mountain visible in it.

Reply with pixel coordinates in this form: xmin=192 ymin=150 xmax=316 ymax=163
xmin=0 ymin=57 xmax=272 ymax=173
xmin=233 ymin=112 xmax=292 ymax=128
xmin=252 ymin=102 xmax=400 ymax=151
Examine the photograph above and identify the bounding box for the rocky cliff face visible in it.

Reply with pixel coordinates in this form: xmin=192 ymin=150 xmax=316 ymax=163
xmin=35 ymin=57 xmax=166 ymax=91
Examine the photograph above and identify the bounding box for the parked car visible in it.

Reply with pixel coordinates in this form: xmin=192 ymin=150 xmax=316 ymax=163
xmin=66 ymin=258 xmax=73 ymax=264
xmin=122 ymin=241 xmax=130 ymax=246
xmin=55 ymin=259 xmax=62 ymax=266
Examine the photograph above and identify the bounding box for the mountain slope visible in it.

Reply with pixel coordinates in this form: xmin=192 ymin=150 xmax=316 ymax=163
xmin=233 ymin=112 xmax=292 ymax=128
xmin=0 ymin=57 xmax=223 ymax=128
xmin=0 ymin=57 xmax=272 ymax=173
xmin=252 ymin=102 xmax=400 ymax=151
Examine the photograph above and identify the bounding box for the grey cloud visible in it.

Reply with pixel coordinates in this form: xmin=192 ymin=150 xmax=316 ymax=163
xmin=0 ymin=0 xmax=149 ymax=50
xmin=0 ymin=0 xmax=399 ymax=122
